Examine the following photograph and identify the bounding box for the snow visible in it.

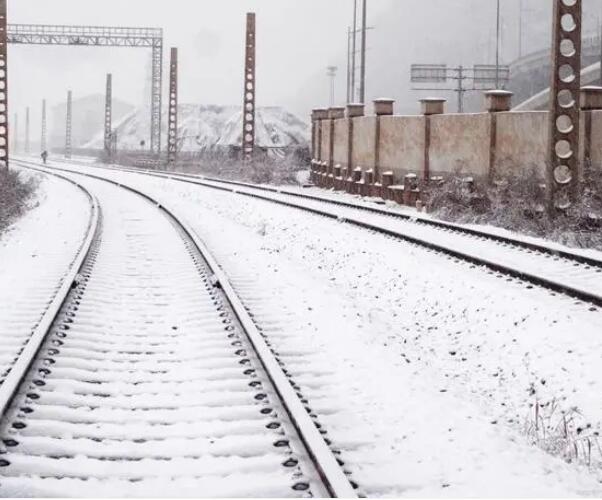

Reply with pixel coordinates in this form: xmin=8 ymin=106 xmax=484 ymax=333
xmin=83 ymin=105 xmax=309 ymax=152
xmin=0 ymin=173 xmax=326 ymax=497
xmin=47 ymin=163 xmax=602 ymax=497
xmin=0 ymin=170 xmax=91 ymax=385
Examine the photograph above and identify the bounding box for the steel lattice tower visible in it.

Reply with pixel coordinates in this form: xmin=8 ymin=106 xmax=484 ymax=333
xmin=41 ymin=99 xmax=47 ymax=153
xmin=0 ymin=0 xmax=8 ymax=168
xmin=546 ymin=0 xmax=582 ymax=213
xmin=7 ymin=24 xmax=163 ymax=155
xmin=65 ymin=90 xmax=72 ymax=160
xmin=104 ymin=73 xmax=113 ymax=160
xmin=167 ymin=47 xmax=178 ymax=166
xmin=242 ymin=13 xmax=256 ymax=165
xmin=25 ymin=106 xmax=30 ymax=154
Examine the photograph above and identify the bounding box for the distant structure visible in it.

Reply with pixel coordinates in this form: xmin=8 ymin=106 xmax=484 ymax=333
xmin=327 ymin=66 xmax=337 ymax=106
xmin=242 ymin=12 xmax=256 ymax=165
xmin=167 ymin=47 xmax=178 ymax=166
xmin=41 ymin=99 xmax=47 ymax=153
xmin=12 ymin=112 xmax=17 ymax=154
xmin=104 ymin=74 xmax=113 ymax=160
xmin=65 ymin=90 xmax=72 ymax=159
xmin=25 ymin=107 xmax=30 ymax=154
xmin=0 ymin=0 xmax=7 ymax=168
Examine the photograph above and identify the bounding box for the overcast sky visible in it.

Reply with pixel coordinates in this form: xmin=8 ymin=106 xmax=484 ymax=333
xmin=8 ymin=0 xmax=602 ymax=144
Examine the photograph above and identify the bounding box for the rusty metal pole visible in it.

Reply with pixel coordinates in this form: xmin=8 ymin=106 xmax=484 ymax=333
xmin=104 ymin=74 xmax=113 ymax=161
xmin=0 ymin=0 xmax=7 ymax=168
xmin=546 ymin=0 xmax=582 ymax=214
xmin=242 ymin=13 xmax=256 ymax=165
xmin=65 ymin=90 xmax=72 ymax=160
xmin=41 ymin=99 xmax=47 ymax=153
xmin=167 ymin=47 xmax=178 ymax=167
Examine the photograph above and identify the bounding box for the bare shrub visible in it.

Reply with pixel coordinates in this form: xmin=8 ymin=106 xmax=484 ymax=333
xmin=0 ymin=169 xmax=38 ymax=234
xmin=423 ymin=168 xmax=602 ymax=250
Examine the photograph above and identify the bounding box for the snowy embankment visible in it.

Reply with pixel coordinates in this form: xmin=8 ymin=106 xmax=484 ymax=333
xmin=0 ymin=170 xmax=91 ymax=384
xmin=48 ymin=163 xmax=602 ymax=497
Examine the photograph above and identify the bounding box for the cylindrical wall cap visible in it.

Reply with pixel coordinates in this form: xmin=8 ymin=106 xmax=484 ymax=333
xmin=328 ymin=107 xmax=346 ymax=119
xmin=313 ymin=108 xmax=329 ymax=120
xmin=484 ymin=90 xmax=513 ymax=112
xmin=373 ymin=98 xmax=395 ymax=116
xmin=580 ymin=86 xmax=602 ymax=110
xmin=346 ymin=103 xmax=365 ymax=118
xmin=420 ymin=98 xmax=446 ymax=116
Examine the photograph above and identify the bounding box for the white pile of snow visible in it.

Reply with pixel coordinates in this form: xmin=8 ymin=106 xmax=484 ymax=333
xmin=84 ymin=104 xmax=309 ymax=152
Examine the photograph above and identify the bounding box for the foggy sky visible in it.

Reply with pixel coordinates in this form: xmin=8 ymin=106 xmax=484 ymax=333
xmin=8 ymin=0 xmax=602 ymax=144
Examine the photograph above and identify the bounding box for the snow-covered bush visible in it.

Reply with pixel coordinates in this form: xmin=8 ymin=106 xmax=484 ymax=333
xmin=0 ymin=169 xmax=37 ymax=233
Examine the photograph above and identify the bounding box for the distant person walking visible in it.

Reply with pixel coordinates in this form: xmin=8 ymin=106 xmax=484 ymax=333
xmin=41 ymin=150 xmax=48 ymax=165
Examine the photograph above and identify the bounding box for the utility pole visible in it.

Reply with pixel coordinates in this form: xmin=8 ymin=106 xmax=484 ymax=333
xmin=0 ymin=0 xmax=8 ymax=168
xmin=351 ymin=0 xmax=357 ymax=102
xmin=25 ymin=107 xmax=30 ymax=154
xmin=518 ymin=0 xmax=523 ymax=59
xmin=65 ymin=90 xmax=72 ymax=160
xmin=495 ymin=0 xmax=501 ymax=88
xmin=359 ymin=0 xmax=367 ymax=103
xmin=167 ymin=47 xmax=178 ymax=167
xmin=346 ymin=27 xmax=352 ymax=103
xmin=327 ymin=66 xmax=337 ymax=106
xmin=546 ymin=0 xmax=582 ymax=214
xmin=242 ymin=12 xmax=256 ymax=165
xmin=41 ymin=99 xmax=47 ymax=153
xmin=12 ymin=112 xmax=17 ymax=154
xmin=104 ymin=74 xmax=113 ymax=160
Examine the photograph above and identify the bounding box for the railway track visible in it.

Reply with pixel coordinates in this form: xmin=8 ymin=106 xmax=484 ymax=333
xmin=0 ymin=163 xmax=357 ymax=497
xmin=38 ymin=159 xmax=602 ymax=309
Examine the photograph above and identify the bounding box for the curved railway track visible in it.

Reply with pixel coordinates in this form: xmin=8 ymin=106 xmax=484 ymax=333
xmin=36 ymin=159 xmax=602 ymax=309
xmin=0 ymin=163 xmax=357 ymax=498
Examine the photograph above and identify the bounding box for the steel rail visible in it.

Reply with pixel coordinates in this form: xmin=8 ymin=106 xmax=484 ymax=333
xmin=0 ymin=165 xmax=100 ymax=423
xmin=11 ymin=160 xmax=358 ymax=499
xmin=41 ymin=160 xmax=602 ymax=309
xmin=53 ymin=158 xmax=602 ymax=269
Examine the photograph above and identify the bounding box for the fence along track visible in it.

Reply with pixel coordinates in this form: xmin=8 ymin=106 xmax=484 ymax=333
xmin=40 ymin=160 xmax=602 ymax=309
xmin=1 ymin=162 xmax=357 ymax=498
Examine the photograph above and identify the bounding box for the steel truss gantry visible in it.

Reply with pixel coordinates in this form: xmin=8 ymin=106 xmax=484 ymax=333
xmin=7 ymin=23 xmax=164 ymax=155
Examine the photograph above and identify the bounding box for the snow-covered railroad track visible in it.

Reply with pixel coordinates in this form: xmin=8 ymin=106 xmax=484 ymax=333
xmin=0 ymin=163 xmax=356 ymax=498
xmin=47 ymin=161 xmax=602 ymax=309
xmin=0 ymin=166 xmax=98 ymax=394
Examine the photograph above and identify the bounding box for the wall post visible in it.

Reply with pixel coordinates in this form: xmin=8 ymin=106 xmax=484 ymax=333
xmin=346 ymin=103 xmax=364 ymax=191
xmin=580 ymin=86 xmax=602 ymax=179
xmin=420 ymin=98 xmax=446 ymax=181
xmin=484 ymin=90 xmax=513 ymax=183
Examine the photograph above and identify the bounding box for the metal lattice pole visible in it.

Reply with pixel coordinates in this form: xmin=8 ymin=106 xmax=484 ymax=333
xmin=150 ymin=40 xmax=163 ymax=156
xmin=65 ymin=90 xmax=72 ymax=160
xmin=167 ymin=47 xmax=178 ymax=166
xmin=359 ymin=0 xmax=367 ymax=103
xmin=546 ymin=0 xmax=582 ymax=214
xmin=104 ymin=73 xmax=112 ymax=160
xmin=0 ymin=0 xmax=8 ymax=168
xmin=351 ymin=0 xmax=357 ymax=102
xmin=41 ymin=99 xmax=47 ymax=153
xmin=242 ymin=13 xmax=256 ymax=165
xmin=25 ymin=106 xmax=30 ymax=154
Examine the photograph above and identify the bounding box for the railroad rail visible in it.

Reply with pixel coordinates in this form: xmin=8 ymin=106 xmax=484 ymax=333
xmin=0 ymin=161 xmax=357 ymax=498
xmin=38 ymin=159 xmax=602 ymax=309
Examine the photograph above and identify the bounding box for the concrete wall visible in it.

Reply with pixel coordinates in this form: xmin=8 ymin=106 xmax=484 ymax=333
xmin=429 ymin=113 xmax=491 ymax=178
xmin=352 ymin=116 xmax=376 ymax=169
xmin=379 ymin=115 xmax=425 ymax=179
xmin=495 ymin=111 xmax=547 ymax=179
xmin=333 ymin=119 xmax=349 ymax=168
xmin=312 ymin=107 xmax=602 ymax=186
xmin=320 ymin=120 xmax=331 ymax=162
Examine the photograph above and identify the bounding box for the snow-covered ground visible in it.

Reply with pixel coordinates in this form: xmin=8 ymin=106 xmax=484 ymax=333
xmin=47 ymin=163 xmax=602 ymax=497
xmin=0 ymin=170 xmax=91 ymax=385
